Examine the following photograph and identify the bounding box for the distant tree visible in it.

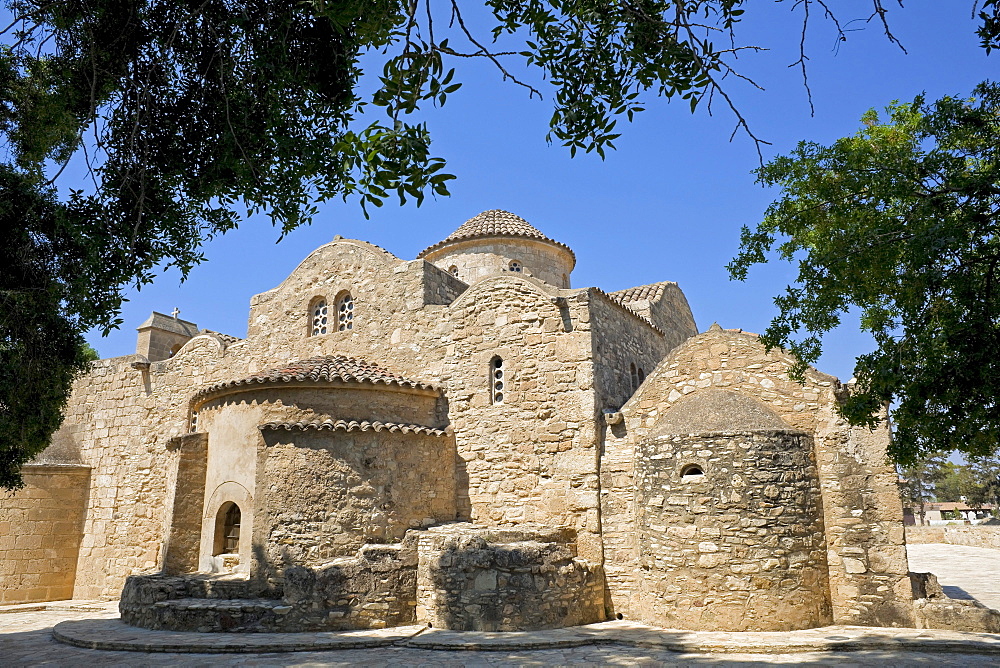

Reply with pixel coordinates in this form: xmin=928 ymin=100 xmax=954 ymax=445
xmin=933 ymin=462 xmax=977 ymax=503
xmin=965 ymin=456 xmax=1000 ymax=511
xmin=729 ymin=82 xmax=1000 ymax=465
xmin=898 ymin=452 xmax=949 ymax=525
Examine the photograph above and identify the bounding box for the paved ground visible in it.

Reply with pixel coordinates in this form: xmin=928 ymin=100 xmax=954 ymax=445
xmin=906 ymin=543 xmax=1000 ymax=610
xmin=0 ymin=543 xmax=998 ymax=667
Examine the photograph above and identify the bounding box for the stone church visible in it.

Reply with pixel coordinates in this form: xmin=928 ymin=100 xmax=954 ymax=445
xmin=1 ymin=209 xmax=920 ymax=632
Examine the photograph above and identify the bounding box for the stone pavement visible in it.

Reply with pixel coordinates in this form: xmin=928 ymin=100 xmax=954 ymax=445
xmin=907 ymin=543 xmax=1000 ymax=611
xmin=1 ymin=542 xmax=999 ymax=667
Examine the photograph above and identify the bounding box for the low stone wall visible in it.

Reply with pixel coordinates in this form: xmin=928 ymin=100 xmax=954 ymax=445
xmin=415 ymin=524 xmax=606 ymax=631
xmin=910 ymin=571 xmax=1000 ymax=633
xmin=281 ymin=542 xmax=418 ymax=630
xmin=0 ymin=465 xmax=90 ymax=604
xmin=906 ymin=525 xmax=1000 ymax=550
xmin=121 ymin=541 xmax=417 ymax=632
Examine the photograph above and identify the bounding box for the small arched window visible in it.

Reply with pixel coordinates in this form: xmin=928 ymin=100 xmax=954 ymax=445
xmin=629 ymin=363 xmax=638 ymax=392
xmin=680 ymin=464 xmax=705 ymax=480
xmin=336 ymin=292 xmax=354 ymax=331
xmin=508 ymin=260 xmax=522 ymax=273
xmin=169 ymin=343 xmax=183 ymax=358
xmin=214 ymin=502 xmax=241 ymax=555
xmin=638 ymin=368 xmax=646 ymax=384
xmin=562 ymin=273 xmax=569 ymax=288
xmin=449 ymin=265 xmax=459 ymax=278
xmin=490 ymin=356 xmax=505 ymax=404
xmin=310 ymin=298 xmax=328 ymax=336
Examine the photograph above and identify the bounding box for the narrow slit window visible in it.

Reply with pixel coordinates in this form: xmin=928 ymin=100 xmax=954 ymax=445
xmin=336 ymin=292 xmax=354 ymax=331
xmin=638 ymin=368 xmax=646 ymax=384
xmin=491 ymin=357 xmax=505 ymax=405
xmin=630 ymin=363 xmax=638 ymax=392
xmin=310 ymin=298 xmax=328 ymax=336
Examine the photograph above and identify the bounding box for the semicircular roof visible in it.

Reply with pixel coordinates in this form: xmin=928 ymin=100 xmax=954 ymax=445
xmin=192 ymin=355 xmax=435 ymax=405
xmin=416 ymin=209 xmax=575 ymax=262
xmin=651 ymin=389 xmax=793 ymax=436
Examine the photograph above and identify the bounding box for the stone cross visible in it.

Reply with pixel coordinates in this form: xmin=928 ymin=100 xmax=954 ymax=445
xmin=171 ymin=307 xmax=180 ymax=319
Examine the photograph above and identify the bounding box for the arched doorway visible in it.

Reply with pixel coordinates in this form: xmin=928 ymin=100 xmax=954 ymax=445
xmin=213 ymin=502 xmax=241 ymax=556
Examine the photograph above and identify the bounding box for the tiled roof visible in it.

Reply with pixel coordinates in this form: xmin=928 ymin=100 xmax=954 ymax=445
xmin=591 ymin=288 xmax=663 ymax=335
xmin=260 ymin=419 xmax=446 ymax=437
xmin=199 ymin=329 xmax=242 ymax=345
xmin=192 ymin=355 xmax=434 ymax=403
xmin=417 ymin=210 xmax=575 ymax=261
xmin=609 ymin=282 xmax=670 ymax=304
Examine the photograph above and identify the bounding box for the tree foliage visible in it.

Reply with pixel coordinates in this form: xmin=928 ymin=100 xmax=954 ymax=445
xmin=897 ymin=451 xmax=948 ymax=525
xmin=933 ymin=456 xmax=1000 ymax=511
xmin=730 ymin=82 xmax=1000 ymax=465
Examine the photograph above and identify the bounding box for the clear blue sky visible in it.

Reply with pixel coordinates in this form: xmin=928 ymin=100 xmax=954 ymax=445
xmin=83 ymin=3 xmax=994 ymax=383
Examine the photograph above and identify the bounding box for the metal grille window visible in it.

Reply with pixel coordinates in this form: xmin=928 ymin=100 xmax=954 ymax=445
xmin=336 ymin=293 xmax=354 ymax=331
xmin=311 ymin=299 xmax=328 ymax=335
xmin=491 ymin=357 xmax=505 ymax=404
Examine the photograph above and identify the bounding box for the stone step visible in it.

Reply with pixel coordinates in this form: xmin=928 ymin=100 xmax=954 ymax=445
xmin=152 ymin=597 xmax=289 ymax=613
xmin=126 ymin=597 xmax=291 ymax=632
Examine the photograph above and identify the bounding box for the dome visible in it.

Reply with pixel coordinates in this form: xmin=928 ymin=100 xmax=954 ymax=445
xmin=417 ymin=210 xmax=575 ymax=287
xmin=417 ymin=210 xmax=574 ymax=261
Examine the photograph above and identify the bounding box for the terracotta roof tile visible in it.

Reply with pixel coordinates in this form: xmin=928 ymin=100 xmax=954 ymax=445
xmin=590 ymin=288 xmax=663 ymax=334
xmin=193 ymin=355 xmax=434 ymax=404
xmin=417 ymin=210 xmax=574 ymax=261
xmin=199 ymin=329 xmax=242 ymax=345
xmin=609 ymin=282 xmax=670 ymax=304
xmin=259 ymin=419 xmax=446 ymax=436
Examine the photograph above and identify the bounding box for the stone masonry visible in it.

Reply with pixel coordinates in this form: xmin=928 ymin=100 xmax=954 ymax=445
xmin=0 ymin=209 xmax=927 ymax=634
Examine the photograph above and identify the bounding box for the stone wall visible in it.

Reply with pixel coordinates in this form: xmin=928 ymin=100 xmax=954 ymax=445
xmin=635 ymin=430 xmax=831 ymax=631
xmin=254 ymin=429 xmax=456 ymax=585
xmin=0 ymin=465 xmax=90 ymax=603
xmin=588 ymin=288 xmax=681 ymax=412
xmin=441 ymin=277 xmax=604 ymax=560
xmin=55 ymin=339 xmax=246 ymax=600
xmin=600 ymin=326 xmax=914 ymax=628
xmin=279 ymin=541 xmax=419 ymax=630
xmin=415 ymin=524 xmax=606 ymax=631
xmin=424 ymin=237 xmax=575 ymax=288
xmin=163 ymin=434 xmax=208 ymax=574
xmin=906 ymin=525 xmax=1000 ymax=550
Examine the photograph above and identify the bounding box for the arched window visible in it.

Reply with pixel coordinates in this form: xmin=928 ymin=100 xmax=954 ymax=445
xmin=169 ymin=343 xmax=182 ymax=358
xmin=562 ymin=273 xmax=569 ymax=287
xmin=630 ymin=363 xmax=638 ymax=392
xmin=336 ymin=292 xmax=354 ymax=331
xmin=449 ymin=265 xmax=459 ymax=278
xmin=310 ymin=298 xmax=328 ymax=336
xmin=508 ymin=260 xmax=522 ymax=273
xmin=680 ymin=464 xmax=705 ymax=480
xmin=214 ymin=502 xmax=241 ymax=555
xmin=490 ymin=356 xmax=505 ymax=404
xmin=638 ymin=368 xmax=646 ymax=384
